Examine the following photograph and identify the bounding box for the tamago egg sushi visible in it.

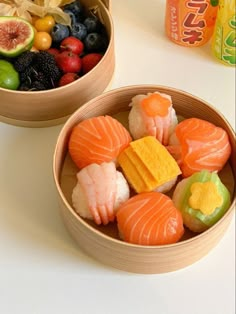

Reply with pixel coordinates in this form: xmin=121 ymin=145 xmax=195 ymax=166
xmin=118 ymin=136 xmax=182 ymax=194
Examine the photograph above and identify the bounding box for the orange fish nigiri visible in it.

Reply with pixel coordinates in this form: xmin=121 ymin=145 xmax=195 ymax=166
xmin=69 ymin=115 xmax=132 ymax=169
xmin=116 ymin=192 xmax=184 ymax=246
xmin=167 ymin=118 xmax=231 ymax=177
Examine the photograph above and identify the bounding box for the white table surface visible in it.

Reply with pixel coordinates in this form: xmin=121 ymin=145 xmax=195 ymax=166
xmin=0 ymin=1 xmax=235 ymax=313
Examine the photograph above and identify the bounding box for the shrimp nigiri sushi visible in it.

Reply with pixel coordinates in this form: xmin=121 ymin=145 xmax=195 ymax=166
xmin=172 ymin=170 xmax=231 ymax=233
xmin=72 ymin=162 xmax=130 ymax=225
xmin=167 ymin=118 xmax=231 ymax=177
xmin=128 ymin=91 xmax=178 ymax=145
xmin=69 ymin=115 xmax=132 ymax=169
xmin=116 ymin=192 xmax=184 ymax=245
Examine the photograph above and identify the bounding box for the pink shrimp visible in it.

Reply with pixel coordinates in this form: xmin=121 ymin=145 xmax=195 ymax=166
xmin=72 ymin=162 xmax=130 ymax=225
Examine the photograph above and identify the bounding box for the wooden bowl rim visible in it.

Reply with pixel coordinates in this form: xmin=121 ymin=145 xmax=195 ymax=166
xmin=59 ymin=84 xmax=236 ymax=133
xmin=0 ymin=0 xmax=113 ymax=96
xmin=53 ymin=84 xmax=236 ymax=250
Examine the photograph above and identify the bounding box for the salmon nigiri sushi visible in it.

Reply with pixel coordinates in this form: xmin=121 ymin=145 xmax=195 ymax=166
xmin=116 ymin=192 xmax=184 ymax=245
xmin=128 ymin=91 xmax=178 ymax=145
xmin=72 ymin=162 xmax=130 ymax=225
xmin=167 ymin=118 xmax=231 ymax=177
xmin=69 ymin=115 xmax=132 ymax=169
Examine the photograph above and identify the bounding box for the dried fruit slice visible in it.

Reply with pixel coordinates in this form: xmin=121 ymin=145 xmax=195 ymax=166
xmin=0 ymin=16 xmax=34 ymax=58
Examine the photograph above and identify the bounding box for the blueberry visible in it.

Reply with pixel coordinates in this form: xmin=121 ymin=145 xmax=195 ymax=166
xmin=71 ymin=22 xmax=87 ymax=40
xmin=64 ymin=1 xmax=84 ymax=18
xmin=63 ymin=9 xmax=77 ymax=25
xmin=84 ymin=32 xmax=108 ymax=52
xmin=83 ymin=16 xmax=102 ymax=33
xmin=51 ymin=24 xmax=70 ymax=43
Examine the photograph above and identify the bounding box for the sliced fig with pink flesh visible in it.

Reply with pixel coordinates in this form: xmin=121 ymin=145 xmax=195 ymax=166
xmin=0 ymin=16 xmax=34 ymax=58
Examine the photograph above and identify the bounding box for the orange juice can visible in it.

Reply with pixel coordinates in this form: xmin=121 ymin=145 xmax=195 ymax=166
xmin=165 ymin=0 xmax=219 ymax=47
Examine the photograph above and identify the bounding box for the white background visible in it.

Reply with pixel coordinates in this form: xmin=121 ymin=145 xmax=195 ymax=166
xmin=0 ymin=1 xmax=235 ymax=313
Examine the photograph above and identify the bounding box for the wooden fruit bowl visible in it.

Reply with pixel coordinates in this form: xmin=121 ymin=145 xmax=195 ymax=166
xmin=53 ymin=85 xmax=236 ymax=274
xmin=0 ymin=0 xmax=114 ymax=127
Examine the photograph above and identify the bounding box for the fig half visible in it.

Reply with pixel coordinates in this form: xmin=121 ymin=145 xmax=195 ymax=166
xmin=0 ymin=16 xmax=34 ymax=58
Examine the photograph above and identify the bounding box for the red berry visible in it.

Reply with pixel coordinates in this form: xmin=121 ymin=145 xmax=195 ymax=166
xmin=82 ymin=53 xmax=103 ymax=74
xmin=46 ymin=47 xmax=60 ymax=56
xmin=60 ymin=36 xmax=84 ymax=55
xmin=59 ymin=73 xmax=79 ymax=87
xmin=56 ymin=51 xmax=82 ymax=73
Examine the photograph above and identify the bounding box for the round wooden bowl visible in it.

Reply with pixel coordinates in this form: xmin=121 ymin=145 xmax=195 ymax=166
xmin=53 ymin=85 xmax=236 ymax=274
xmin=0 ymin=0 xmax=114 ymax=128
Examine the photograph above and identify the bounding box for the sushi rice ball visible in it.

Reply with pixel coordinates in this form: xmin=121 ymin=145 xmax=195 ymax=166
xmin=128 ymin=91 xmax=178 ymax=145
xmin=172 ymin=170 xmax=231 ymax=232
xmin=116 ymin=191 xmax=184 ymax=245
xmin=68 ymin=115 xmax=132 ymax=169
xmin=167 ymin=118 xmax=231 ymax=177
xmin=72 ymin=161 xmax=130 ymax=225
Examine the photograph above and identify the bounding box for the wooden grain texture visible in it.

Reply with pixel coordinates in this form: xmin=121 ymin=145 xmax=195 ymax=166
xmin=53 ymin=85 xmax=236 ymax=274
xmin=100 ymin=0 xmax=110 ymax=9
xmin=0 ymin=0 xmax=114 ymax=127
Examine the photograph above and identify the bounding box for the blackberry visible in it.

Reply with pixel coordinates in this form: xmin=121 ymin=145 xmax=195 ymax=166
xmin=30 ymin=81 xmax=47 ymax=91
xmin=34 ymin=51 xmax=61 ymax=82
xmin=18 ymin=83 xmax=31 ymax=91
xmin=20 ymin=66 xmax=37 ymax=83
xmin=36 ymin=72 xmax=52 ymax=89
xmin=14 ymin=51 xmax=35 ymax=72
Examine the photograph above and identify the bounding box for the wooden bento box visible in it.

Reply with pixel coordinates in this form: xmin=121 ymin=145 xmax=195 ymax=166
xmin=53 ymin=85 xmax=236 ymax=274
xmin=0 ymin=0 xmax=114 ymax=127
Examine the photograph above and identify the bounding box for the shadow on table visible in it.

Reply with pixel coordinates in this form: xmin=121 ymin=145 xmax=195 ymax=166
xmin=0 ymin=125 xmax=122 ymax=274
